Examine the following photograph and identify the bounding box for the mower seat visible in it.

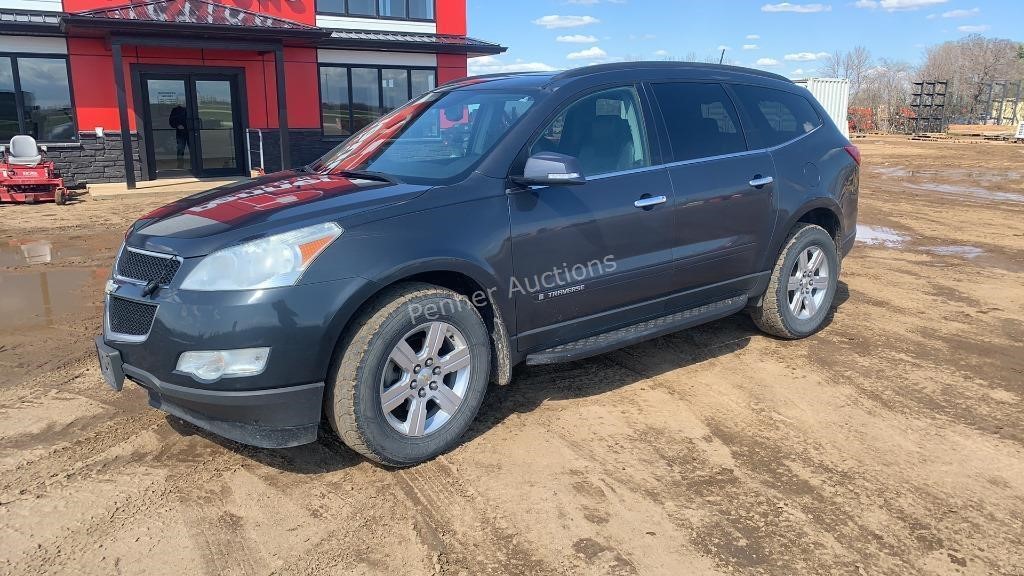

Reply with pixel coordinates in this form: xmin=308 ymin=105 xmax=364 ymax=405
xmin=8 ymin=135 xmax=42 ymax=167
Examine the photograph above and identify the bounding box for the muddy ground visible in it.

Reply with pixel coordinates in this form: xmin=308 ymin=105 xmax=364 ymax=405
xmin=1 ymin=136 xmax=1022 ymax=575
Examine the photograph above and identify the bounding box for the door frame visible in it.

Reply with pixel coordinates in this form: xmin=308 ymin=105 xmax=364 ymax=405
xmin=131 ymin=64 xmax=249 ymax=181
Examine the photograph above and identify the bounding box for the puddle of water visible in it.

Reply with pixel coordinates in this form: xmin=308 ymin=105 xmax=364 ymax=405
xmin=856 ymin=224 xmax=908 ymax=247
xmin=923 ymin=246 xmax=986 ymax=259
xmin=872 ymin=166 xmax=1022 ymax=182
xmin=904 ymin=183 xmax=1024 ymax=204
xmin=0 ymin=267 xmax=104 ymax=329
xmin=0 ymin=240 xmax=91 ymax=267
xmin=871 ymin=166 xmax=911 ymax=178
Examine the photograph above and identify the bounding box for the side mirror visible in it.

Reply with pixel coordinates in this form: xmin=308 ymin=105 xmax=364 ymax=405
xmin=514 ymin=152 xmax=586 ymax=186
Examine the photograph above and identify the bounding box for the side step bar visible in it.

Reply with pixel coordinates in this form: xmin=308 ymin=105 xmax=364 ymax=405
xmin=525 ymin=295 xmax=747 ymax=366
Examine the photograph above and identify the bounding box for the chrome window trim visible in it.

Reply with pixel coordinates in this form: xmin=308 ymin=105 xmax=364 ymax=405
xmin=113 ymin=246 xmax=184 ymax=286
xmin=585 ymin=124 xmax=821 ymax=182
xmin=103 ymin=295 xmax=157 ymax=344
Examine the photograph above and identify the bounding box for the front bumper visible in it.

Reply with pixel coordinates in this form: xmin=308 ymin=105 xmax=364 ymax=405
xmin=97 ymin=336 xmax=324 ymax=448
xmin=97 ymin=274 xmax=376 ymax=448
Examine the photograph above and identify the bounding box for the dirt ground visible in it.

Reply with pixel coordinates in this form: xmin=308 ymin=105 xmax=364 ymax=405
xmin=1 ymin=135 xmax=1022 ymax=575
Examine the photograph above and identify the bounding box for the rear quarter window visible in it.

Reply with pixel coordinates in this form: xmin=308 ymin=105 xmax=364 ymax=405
xmin=731 ymin=85 xmax=822 ymax=148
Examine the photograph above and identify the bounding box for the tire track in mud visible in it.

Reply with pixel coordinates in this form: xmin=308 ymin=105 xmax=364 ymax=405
xmin=531 ymin=349 xmax=933 ymax=574
xmin=395 ymin=456 xmax=562 ymax=575
xmin=9 ymin=430 xmax=246 ymax=575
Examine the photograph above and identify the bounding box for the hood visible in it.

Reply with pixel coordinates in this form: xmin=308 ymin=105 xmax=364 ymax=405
xmin=126 ymin=171 xmax=429 ymax=257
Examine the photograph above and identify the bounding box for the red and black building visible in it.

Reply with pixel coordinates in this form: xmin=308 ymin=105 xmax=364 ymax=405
xmin=0 ymin=0 xmax=503 ymax=188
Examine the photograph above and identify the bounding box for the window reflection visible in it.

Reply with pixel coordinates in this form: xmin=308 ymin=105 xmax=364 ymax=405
xmin=0 ymin=56 xmax=76 ymax=142
xmin=17 ymin=58 xmax=76 ymax=142
xmin=0 ymin=58 xmax=16 ymax=142
xmin=320 ymin=66 xmax=436 ymax=137
xmin=350 ymin=68 xmax=381 ymax=132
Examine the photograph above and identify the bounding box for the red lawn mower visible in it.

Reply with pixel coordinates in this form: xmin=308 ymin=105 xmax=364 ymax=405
xmin=0 ymin=135 xmax=68 ymax=206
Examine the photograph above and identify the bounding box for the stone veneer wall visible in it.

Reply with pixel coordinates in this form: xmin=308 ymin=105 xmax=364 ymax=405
xmin=48 ymin=132 xmax=143 ymax=188
xmin=46 ymin=130 xmax=337 ymax=187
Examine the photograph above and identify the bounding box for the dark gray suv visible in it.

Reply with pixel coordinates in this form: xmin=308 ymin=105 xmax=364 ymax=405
xmin=96 ymin=62 xmax=860 ymax=466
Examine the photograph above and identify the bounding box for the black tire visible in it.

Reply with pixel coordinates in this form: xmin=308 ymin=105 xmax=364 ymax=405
xmin=326 ymin=282 xmax=491 ymax=466
xmin=751 ymin=223 xmax=839 ymax=339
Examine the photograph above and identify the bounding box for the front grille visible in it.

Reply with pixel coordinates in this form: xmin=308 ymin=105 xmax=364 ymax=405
xmin=108 ymin=297 xmax=158 ymax=337
xmin=116 ymin=249 xmax=180 ymax=285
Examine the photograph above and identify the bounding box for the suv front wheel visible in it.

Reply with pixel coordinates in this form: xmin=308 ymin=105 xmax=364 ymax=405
xmin=327 ymin=283 xmax=492 ymax=466
xmin=751 ymin=223 xmax=839 ymax=339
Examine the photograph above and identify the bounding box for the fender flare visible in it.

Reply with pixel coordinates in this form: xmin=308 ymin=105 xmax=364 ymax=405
xmin=325 ymin=257 xmax=515 ymax=387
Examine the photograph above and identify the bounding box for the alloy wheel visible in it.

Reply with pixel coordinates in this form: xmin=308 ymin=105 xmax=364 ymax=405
xmin=786 ymin=246 xmax=830 ymax=320
xmin=379 ymin=322 xmax=472 ymax=437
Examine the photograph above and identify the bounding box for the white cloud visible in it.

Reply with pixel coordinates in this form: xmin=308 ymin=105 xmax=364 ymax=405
xmin=717 ymin=45 xmax=731 ymax=51
xmin=792 ymin=68 xmax=806 ymax=76
xmin=468 ymin=56 xmax=557 ymax=76
xmin=957 ymin=24 xmax=990 ymax=32
xmin=746 ymin=34 xmax=761 ymax=40
xmin=855 ymin=0 xmax=949 ymax=11
xmin=567 ymin=46 xmax=608 ymax=60
xmin=756 ymin=57 xmax=780 ymax=66
xmin=532 ymin=15 xmax=600 ymax=29
xmin=761 ymin=3 xmax=832 ymax=13
xmin=557 ymin=34 xmax=598 ymax=43
xmin=933 ymin=7 xmax=980 ymax=18
xmin=743 ymin=44 xmax=760 ymax=50
xmin=567 ymin=0 xmax=600 ymax=4
xmin=653 ymin=49 xmax=671 ymax=57
xmin=629 ymin=33 xmax=657 ymax=40
xmin=784 ymin=51 xmax=830 ymax=61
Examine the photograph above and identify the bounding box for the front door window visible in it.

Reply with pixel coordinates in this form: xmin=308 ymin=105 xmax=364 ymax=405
xmin=530 ymin=86 xmax=651 ymax=177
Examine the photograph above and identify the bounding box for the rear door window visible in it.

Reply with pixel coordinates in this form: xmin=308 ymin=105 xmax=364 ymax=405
xmin=650 ymin=82 xmax=746 ymax=162
xmin=730 ymin=85 xmax=822 ymax=148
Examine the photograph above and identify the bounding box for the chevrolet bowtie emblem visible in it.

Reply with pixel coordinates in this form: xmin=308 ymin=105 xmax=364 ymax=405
xmin=105 ymin=280 xmax=119 ymax=295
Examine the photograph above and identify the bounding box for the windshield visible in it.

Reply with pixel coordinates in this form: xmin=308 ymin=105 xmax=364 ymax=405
xmin=309 ymin=88 xmax=539 ymax=184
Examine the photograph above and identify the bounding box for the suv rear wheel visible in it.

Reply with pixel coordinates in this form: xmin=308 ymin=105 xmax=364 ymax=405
xmin=326 ymin=283 xmax=491 ymax=466
xmin=751 ymin=223 xmax=839 ymax=339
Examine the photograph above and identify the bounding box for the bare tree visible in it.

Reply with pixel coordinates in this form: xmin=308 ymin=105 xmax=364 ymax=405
xmin=859 ymin=59 xmax=914 ymax=133
xmin=817 ymin=46 xmax=872 ymax=103
xmin=919 ymin=35 xmax=1024 ymax=123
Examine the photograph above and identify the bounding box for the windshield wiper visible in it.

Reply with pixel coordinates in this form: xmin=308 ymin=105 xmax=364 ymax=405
xmin=333 ymin=169 xmax=397 ymax=184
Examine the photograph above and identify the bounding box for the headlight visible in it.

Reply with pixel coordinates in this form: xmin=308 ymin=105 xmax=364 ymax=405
xmin=180 ymin=222 xmax=343 ymax=291
xmin=177 ymin=348 xmax=270 ymax=381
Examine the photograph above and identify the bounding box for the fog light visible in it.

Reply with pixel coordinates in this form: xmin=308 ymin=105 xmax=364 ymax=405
xmin=176 ymin=348 xmax=270 ymax=381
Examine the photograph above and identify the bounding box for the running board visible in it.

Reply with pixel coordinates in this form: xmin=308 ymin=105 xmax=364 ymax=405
xmin=525 ymin=295 xmax=747 ymax=366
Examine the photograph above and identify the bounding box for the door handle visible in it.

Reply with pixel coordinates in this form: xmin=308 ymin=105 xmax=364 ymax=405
xmin=749 ymin=176 xmax=774 ymax=188
xmin=634 ymin=195 xmax=667 ymax=209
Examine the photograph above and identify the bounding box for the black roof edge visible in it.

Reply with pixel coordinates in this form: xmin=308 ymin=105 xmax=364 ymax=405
xmin=0 ymin=8 xmax=63 ymax=35
xmin=551 ymin=61 xmax=793 ymax=84
xmin=319 ymin=31 xmax=505 ymax=57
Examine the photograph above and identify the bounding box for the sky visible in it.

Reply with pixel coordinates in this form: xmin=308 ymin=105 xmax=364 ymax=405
xmin=466 ymin=0 xmax=1022 ymax=78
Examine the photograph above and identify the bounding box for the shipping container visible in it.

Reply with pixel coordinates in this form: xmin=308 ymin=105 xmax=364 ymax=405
xmin=794 ymin=78 xmax=851 ymax=138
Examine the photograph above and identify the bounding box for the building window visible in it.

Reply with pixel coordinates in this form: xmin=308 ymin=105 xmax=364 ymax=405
xmin=319 ymin=65 xmax=437 ymax=138
xmin=317 ymin=0 xmax=435 ymax=20
xmin=0 ymin=55 xmax=77 ymax=143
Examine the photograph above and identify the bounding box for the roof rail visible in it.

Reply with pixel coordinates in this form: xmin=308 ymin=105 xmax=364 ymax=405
xmin=551 ymin=61 xmax=793 ymax=84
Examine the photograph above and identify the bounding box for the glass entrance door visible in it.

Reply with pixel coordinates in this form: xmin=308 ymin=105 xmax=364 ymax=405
xmin=141 ymin=73 xmax=245 ymax=179
xmin=145 ymin=78 xmax=192 ymax=176
xmin=194 ymin=79 xmax=240 ymax=175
